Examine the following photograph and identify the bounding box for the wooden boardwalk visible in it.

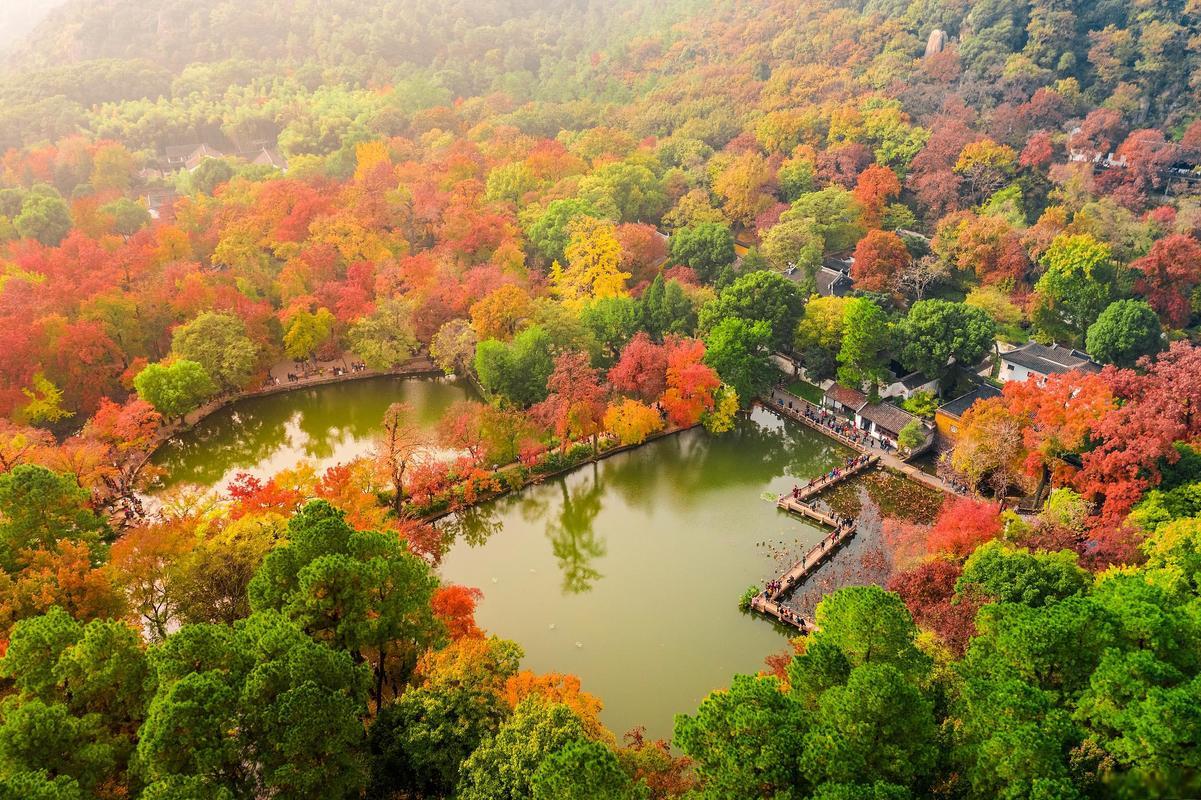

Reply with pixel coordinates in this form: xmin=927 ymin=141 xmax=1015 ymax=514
xmin=752 ymin=521 xmax=856 ymax=630
xmin=760 ymin=394 xmax=869 ymax=453
xmin=763 ymin=391 xmax=960 ymax=497
xmin=779 ymin=454 xmax=878 ymax=506
xmin=748 ymin=454 xmax=878 ymax=630
xmin=767 ymin=521 xmax=857 ymax=597
xmin=748 ymin=389 xmax=958 ymax=631
xmin=750 ymin=594 xmax=813 ymax=632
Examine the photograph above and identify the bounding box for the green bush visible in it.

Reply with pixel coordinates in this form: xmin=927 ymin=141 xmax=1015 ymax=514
xmin=499 ymin=467 xmax=528 ymax=492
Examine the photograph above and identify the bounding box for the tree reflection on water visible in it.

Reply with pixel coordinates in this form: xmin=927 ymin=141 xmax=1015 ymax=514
xmin=545 ymin=465 xmax=606 ymax=594
xmin=439 ymin=408 xmax=854 ymax=596
xmin=439 ymin=464 xmax=608 ymax=595
xmin=440 ymin=503 xmax=504 ymax=547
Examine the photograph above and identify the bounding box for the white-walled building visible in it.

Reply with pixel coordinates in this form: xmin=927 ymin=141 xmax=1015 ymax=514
xmin=998 ymin=342 xmax=1100 ymax=385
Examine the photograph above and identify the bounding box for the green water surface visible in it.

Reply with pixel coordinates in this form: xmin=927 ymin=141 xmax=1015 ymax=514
xmin=156 ymin=380 xmax=853 ymax=738
xmin=438 ymin=408 xmax=851 ymax=738
xmin=152 ymin=375 xmax=472 ymax=490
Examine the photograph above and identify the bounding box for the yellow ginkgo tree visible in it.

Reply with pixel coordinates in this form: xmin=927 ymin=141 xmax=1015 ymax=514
xmin=550 ymin=218 xmax=630 ymax=310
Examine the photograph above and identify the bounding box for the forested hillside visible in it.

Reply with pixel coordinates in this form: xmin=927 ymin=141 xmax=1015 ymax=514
xmin=0 ymin=0 xmax=65 ymax=53
xmin=2 ymin=0 xmax=1201 ymax=798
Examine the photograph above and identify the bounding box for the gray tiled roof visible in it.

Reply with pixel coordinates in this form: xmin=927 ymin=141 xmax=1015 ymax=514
xmin=938 ymin=384 xmax=1002 ymax=419
xmin=899 ymin=371 xmax=933 ymax=390
xmin=164 ymin=144 xmax=199 ymax=159
xmin=1001 ymin=343 xmax=1100 ymax=376
xmin=857 ymin=402 xmax=918 ymax=435
xmin=824 ymin=383 xmax=867 ymax=409
xmin=815 ymin=266 xmax=853 ymax=297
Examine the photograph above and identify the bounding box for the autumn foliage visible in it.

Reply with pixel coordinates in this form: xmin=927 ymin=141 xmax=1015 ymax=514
xmin=431 ymin=584 xmax=484 ymax=640
xmin=659 ymin=338 xmax=719 ymax=427
xmin=851 ymin=229 xmax=910 ymax=292
xmin=925 ymin=496 xmax=1004 ymax=557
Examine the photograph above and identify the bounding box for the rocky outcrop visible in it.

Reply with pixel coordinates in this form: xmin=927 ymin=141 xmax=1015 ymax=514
xmin=924 ymin=29 xmax=948 ymax=57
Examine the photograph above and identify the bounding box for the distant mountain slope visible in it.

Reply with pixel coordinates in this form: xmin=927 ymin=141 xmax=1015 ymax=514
xmin=7 ymin=0 xmax=613 ymax=72
xmin=0 ymin=0 xmax=709 ymax=151
xmin=0 ymin=0 xmax=68 ymax=53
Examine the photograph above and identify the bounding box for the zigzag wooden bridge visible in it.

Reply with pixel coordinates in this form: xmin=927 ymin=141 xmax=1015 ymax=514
xmin=779 ymin=454 xmax=878 ymax=507
xmin=749 ymin=452 xmax=879 ymax=632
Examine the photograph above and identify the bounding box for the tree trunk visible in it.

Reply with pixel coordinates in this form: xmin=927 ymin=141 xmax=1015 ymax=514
xmin=391 ymin=462 xmax=406 ymax=516
xmin=1033 ymin=462 xmax=1051 ymax=508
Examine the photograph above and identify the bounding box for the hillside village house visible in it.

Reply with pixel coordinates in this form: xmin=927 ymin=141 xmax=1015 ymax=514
xmin=821 ymin=384 xmax=933 ymax=453
xmin=779 ymin=256 xmax=854 ymax=297
xmin=998 ymin=342 xmax=1100 ymax=385
xmin=142 ymin=188 xmax=179 ymax=221
xmin=814 ymin=260 xmax=854 ymax=297
xmin=935 ymin=342 xmax=1099 ymax=447
xmin=879 ymin=361 xmax=939 ymax=401
xmin=934 ymin=383 xmax=1003 ymax=447
xmin=158 ymin=143 xmax=288 ymax=173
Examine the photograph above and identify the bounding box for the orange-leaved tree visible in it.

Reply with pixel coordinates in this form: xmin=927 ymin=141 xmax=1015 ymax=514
xmin=659 ymin=337 xmax=719 ymax=427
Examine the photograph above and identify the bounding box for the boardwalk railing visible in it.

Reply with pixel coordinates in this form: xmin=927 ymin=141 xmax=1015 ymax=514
xmin=751 ymin=515 xmax=858 ymax=632
xmin=759 ymin=394 xmax=870 ymax=452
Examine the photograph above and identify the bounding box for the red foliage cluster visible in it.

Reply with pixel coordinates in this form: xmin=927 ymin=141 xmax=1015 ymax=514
xmin=1078 ymin=342 xmax=1201 ymax=521
xmin=431 ymin=584 xmax=484 ymax=640
xmin=660 ymin=338 xmax=719 ymax=427
xmin=226 ymin=473 xmax=305 ymax=520
xmin=887 ymin=559 xmax=981 ymax=655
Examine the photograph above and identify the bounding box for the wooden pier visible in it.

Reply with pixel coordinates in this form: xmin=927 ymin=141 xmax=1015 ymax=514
xmin=748 ymin=443 xmax=879 ymax=629
xmin=752 ymin=524 xmax=857 ymax=630
xmin=747 ymin=389 xmax=957 ymax=631
xmin=778 ymin=454 xmax=878 ymax=507
xmin=765 ymin=520 xmax=857 ymax=601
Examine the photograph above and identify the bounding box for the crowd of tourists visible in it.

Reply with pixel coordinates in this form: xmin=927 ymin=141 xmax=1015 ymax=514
xmin=771 ymin=392 xmax=897 ymax=452
xmin=279 ymin=360 xmax=371 ymax=384
xmin=789 ymin=453 xmax=874 ymax=499
xmin=331 ymin=362 xmax=368 ymax=376
xmin=775 ymin=604 xmax=803 ymax=627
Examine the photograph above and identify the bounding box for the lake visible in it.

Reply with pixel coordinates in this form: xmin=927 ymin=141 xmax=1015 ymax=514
xmin=156 ymin=378 xmax=853 ymax=738
xmin=151 ymin=374 xmax=473 ymax=491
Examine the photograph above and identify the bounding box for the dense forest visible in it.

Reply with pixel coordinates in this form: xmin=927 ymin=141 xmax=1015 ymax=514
xmin=2 ymin=0 xmax=1201 ymax=797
